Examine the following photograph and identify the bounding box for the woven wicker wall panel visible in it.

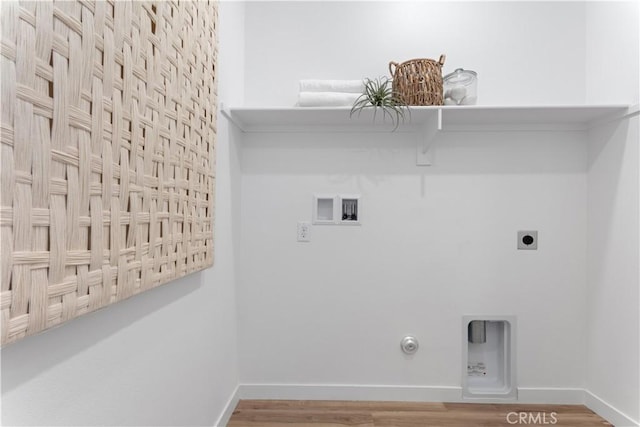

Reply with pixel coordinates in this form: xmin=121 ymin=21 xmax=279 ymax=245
xmin=0 ymin=0 xmax=217 ymax=345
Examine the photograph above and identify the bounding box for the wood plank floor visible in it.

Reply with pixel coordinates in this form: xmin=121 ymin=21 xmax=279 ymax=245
xmin=228 ymin=400 xmax=613 ymax=427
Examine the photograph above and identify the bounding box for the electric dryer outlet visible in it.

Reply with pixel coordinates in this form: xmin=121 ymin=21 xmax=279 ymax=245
xmin=517 ymin=230 xmax=538 ymax=250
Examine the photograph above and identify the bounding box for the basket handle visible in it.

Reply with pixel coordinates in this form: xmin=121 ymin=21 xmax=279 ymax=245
xmin=438 ymin=54 xmax=446 ymax=66
xmin=389 ymin=61 xmax=399 ymax=76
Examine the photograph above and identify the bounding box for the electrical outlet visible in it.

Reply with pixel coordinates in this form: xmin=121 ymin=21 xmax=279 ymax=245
xmin=518 ymin=230 xmax=538 ymax=250
xmin=297 ymin=222 xmax=311 ymax=242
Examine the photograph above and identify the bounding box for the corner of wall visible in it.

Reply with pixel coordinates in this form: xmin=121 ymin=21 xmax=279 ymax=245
xmin=214 ymin=0 xmax=248 ymax=421
xmin=585 ymin=1 xmax=640 ymax=105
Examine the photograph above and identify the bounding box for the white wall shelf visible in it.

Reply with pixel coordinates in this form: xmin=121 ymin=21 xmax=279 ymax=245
xmin=222 ymin=105 xmax=630 ymax=132
xmin=222 ymin=104 xmax=632 ymax=165
xmin=221 ymin=106 xmax=438 ymax=133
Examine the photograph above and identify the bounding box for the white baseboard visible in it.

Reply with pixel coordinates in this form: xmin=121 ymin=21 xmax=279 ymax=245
xmin=517 ymin=387 xmax=585 ymax=404
xmin=237 ymin=384 xmax=584 ymax=405
xmin=239 ymin=383 xmax=463 ymax=402
xmin=214 ymin=385 xmax=240 ymax=427
xmin=584 ymin=390 xmax=639 ymax=427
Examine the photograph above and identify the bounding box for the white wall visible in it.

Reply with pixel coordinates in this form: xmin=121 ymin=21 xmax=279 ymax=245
xmin=244 ymin=1 xmax=586 ymax=106
xmin=586 ymin=116 xmax=639 ymax=426
xmin=1 ymin=272 xmax=237 ymax=426
xmin=586 ymin=1 xmax=640 ymax=105
xmin=238 ymin=129 xmax=588 ymax=394
xmin=236 ymin=1 xmax=638 ymax=417
xmin=585 ymin=2 xmax=640 ymax=425
xmin=0 ymin=2 xmax=245 ymax=426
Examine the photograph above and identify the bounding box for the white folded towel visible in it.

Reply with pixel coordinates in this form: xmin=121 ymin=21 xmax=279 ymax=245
xmin=298 ymin=92 xmax=362 ymax=107
xmin=299 ymin=79 xmax=364 ymax=94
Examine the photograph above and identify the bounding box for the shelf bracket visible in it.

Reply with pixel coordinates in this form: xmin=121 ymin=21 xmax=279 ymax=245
xmin=416 ymin=108 xmax=442 ymax=166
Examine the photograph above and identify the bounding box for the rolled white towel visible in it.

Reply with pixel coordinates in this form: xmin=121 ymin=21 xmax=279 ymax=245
xmin=299 ymin=79 xmax=364 ymax=94
xmin=298 ymin=92 xmax=361 ymax=107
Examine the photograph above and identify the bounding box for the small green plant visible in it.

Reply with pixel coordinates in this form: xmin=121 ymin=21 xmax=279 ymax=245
xmin=350 ymin=77 xmax=409 ymax=130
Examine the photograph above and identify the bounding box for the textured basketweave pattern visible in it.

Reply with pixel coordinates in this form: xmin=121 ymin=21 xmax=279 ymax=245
xmin=389 ymin=56 xmax=446 ymax=106
xmin=0 ymin=1 xmax=217 ymax=345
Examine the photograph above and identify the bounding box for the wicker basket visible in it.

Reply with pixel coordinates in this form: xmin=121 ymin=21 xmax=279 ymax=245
xmin=389 ymin=55 xmax=446 ymax=106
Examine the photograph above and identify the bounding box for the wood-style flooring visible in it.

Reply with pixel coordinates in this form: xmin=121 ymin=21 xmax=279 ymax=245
xmin=227 ymin=400 xmax=613 ymax=427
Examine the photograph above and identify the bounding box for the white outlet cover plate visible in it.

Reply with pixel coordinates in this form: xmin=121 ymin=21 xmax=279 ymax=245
xmin=297 ymin=222 xmax=311 ymax=242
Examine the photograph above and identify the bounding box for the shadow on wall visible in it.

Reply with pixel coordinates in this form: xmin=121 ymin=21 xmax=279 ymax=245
xmin=240 ymin=130 xmax=588 ymax=177
xmin=588 ymin=119 xmax=629 ymax=170
xmin=227 ymin=120 xmax=245 ymax=273
xmin=588 ymin=116 xmax=639 ymax=292
xmin=0 ymin=272 xmax=202 ymax=393
xmin=587 ymin=118 xmax=631 ymax=256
